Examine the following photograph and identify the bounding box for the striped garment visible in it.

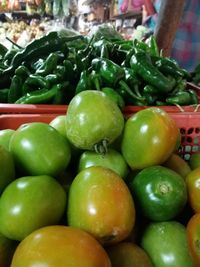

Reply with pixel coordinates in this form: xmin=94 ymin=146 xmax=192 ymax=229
xmin=171 ymin=0 xmax=200 ymax=72
xmin=145 ymin=0 xmax=200 ymax=72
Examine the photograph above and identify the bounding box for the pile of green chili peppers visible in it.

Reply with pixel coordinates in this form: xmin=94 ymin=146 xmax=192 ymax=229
xmin=0 ymin=31 xmax=198 ymax=106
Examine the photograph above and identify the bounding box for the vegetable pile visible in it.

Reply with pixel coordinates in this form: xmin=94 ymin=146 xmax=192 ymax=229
xmin=0 ymin=90 xmax=200 ymax=266
xmin=0 ymin=25 xmax=198 ymax=106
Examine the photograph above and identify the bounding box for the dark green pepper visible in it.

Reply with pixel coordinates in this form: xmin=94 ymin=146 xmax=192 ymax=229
xmin=124 ymin=67 xmax=142 ymax=97
xmin=8 ymin=75 xmax=23 ymax=103
xmin=35 ymin=52 xmax=59 ymax=76
xmin=45 ymin=74 xmax=58 ymax=85
xmin=147 ymin=35 xmax=159 ymax=57
xmin=153 ymin=56 xmax=190 ymax=79
xmin=102 ymin=87 xmax=125 ymax=109
xmin=75 ymin=70 xmax=92 ymax=94
xmin=130 ymin=50 xmax=175 ymax=93
xmin=15 ymin=65 xmax=30 ymax=80
xmin=23 ymin=74 xmax=50 ymax=94
xmin=91 ymin=57 xmax=125 ymax=87
xmin=166 ymin=91 xmax=194 ymax=105
xmin=0 ymin=43 xmax=8 ymax=59
xmin=0 ymin=88 xmax=9 ymax=103
xmin=15 ymin=84 xmax=60 ymax=104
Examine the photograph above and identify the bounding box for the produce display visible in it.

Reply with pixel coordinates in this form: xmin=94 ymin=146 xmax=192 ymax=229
xmin=0 ymin=25 xmax=199 ymax=106
xmin=0 ymin=90 xmax=200 ymax=266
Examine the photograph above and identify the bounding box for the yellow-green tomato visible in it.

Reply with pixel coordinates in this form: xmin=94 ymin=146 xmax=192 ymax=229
xmin=66 ymin=90 xmax=124 ymax=152
xmin=78 ymin=149 xmax=129 ymax=179
xmin=0 ymin=145 xmax=15 ymax=194
xmin=0 ymin=129 xmax=15 ymax=151
xmin=0 ymin=175 xmax=67 ymax=241
xmin=121 ymin=107 xmax=179 ymax=170
xmin=9 ymin=122 xmax=71 ymax=177
xmin=67 ymin=166 xmax=135 ymax=245
xmin=49 ymin=115 xmax=66 ymax=137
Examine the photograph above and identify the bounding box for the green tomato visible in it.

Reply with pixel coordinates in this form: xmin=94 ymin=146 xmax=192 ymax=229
xmin=129 ymin=165 xmax=187 ymax=221
xmin=78 ymin=149 xmax=129 ymax=179
xmin=0 ymin=145 xmax=15 ymax=195
xmin=9 ymin=122 xmax=71 ymax=177
xmin=121 ymin=107 xmax=179 ymax=169
xmin=67 ymin=166 xmax=135 ymax=245
xmin=0 ymin=175 xmax=67 ymax=241
xmin=49 ymin=115 xmax=67 ymax=138
xmin=66 ymin=90 xmax=124 ymax=153
xmin=0 ymin=129 xmax=15 ymax=151
xmin=141 ymin=221 xmax=195 ymax=267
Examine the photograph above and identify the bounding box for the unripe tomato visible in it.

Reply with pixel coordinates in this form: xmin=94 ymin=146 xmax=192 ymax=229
xmin=66 ymin=90 xmax=124 ymax=153
xmin=78 ymin=149 xmax=129 ymax=179
xmin=9 ymin=122 xmax=71 ymax=177
xmin=129 ymin=165 xmax=187 ymax=221
xmin=67 ymin=166 xmax=135 ymax=245
xmin=187 ymin=213 xmax=200 ymax=266
xmin=11 ymin=225 xmax=111 ymax=267
xmin=186 ymin=167 xmax=200 ymax=213
xmin=0 ymin=175 xmax=67 ymax=241
xmin=121 ymin=107 xmax=179 ymax=169
xmin=141 ymin=221 xmax=195 ymax=267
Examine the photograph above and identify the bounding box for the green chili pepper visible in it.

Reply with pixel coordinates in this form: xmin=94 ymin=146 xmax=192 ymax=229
xmin=147 ymin=35 xmax=159 ymax=57
xmin=171 ymin=78 xmax=187 ymax=95
xmin=75 ymin=70 xmax=92 ymax=94
xmin=166 ymin=91 xmax=193 ymax=105
xmin=121 ymin=48 xmax=135 ymax=68
xmin=102 ymin=87 xmax=125 ymax=109
xmin=3 ymin=49 xmax=18 ymax=66
xmin=54 ymin=65 xmax=67 ymax=81
xmin=153 ymin=56 xmax=190 ymax=79
xmin=91 ymin=57 xmax=125 ymax=87
xmin=123 ymin=67 xmax=142 ymax=97
xmin=35 ymin=52 xmax=59 ymax=76
xmin=23 ymin=74 xmax=50 ymax=94
xmin=134 ymin=39 xmax=150 ymax=53
xmin=15 ymin=84 xmax=60 ymax=104
xmin=63 ymin=59 xmax=75 ymax=81
xmin=0 ymin=88 xmax=9 ymax=103
xmin=130 ymin=50 xmax=175 ymax=93
xmin=45 ymin=74 xmax=59 ymax=85
xmin=15 ymin=65 xmax=30 ymax=80
xmin=90 ymin=70 xmax=102 ymax=91
xmin=8 ymin=75 xmax=23 ymax=103
xmin=0 ymin=43 xmax=8 ymax=59
xmin=188 ymin=89 xmax=199 ymax=104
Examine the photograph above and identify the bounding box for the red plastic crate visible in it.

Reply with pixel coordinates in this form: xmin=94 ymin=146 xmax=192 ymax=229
xmin=0 ymin=114 xmax=60 ymax=130
xmin=0 ymin=83 xmax=199 ymax=115
xmin=0 ymin=112 xmax=199 ymax=161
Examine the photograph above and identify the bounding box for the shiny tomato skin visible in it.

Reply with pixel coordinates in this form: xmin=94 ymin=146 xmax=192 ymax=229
xmin=121 ymin=107 xmax=179 ymax=170
xmin=9 ymin=122 xmax=71 ymax=177
xmin=186 ymin=167 xmax=200 ymax=213
xmin=66 ymin=90 xmax=124 ymax=151
xmin=141 ymin=221 xmax=195 ymax=267
xmin=129 ymin=165 xmax=187 ymax=221
xmin=67 ymin=166 xmax=135 ymax=245
xmin=10 ymin=225 xmax=111 ymax=267
xmin=0 ymin=175 xmax=67 ymax=241
xmin=78 ymin=149 xmax=129 ymax=179
xmin=187 ymin=213 xmax=200 ymax=266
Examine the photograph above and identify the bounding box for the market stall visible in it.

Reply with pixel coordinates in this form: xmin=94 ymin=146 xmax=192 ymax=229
xmin=0 ymin=0 xmax=200 ymax=267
